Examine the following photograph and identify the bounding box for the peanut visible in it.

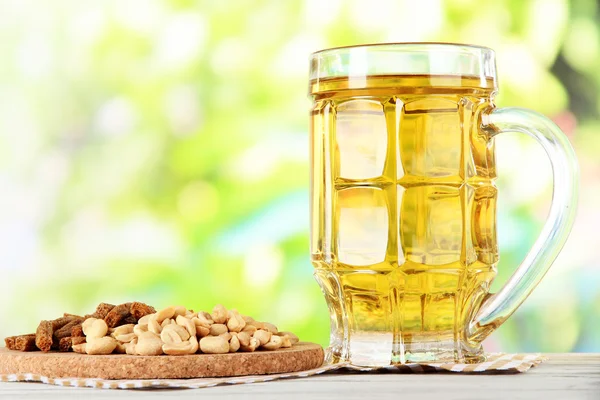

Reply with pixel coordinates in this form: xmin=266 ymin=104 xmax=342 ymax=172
xmin=163 ymin=336 xmax=198 ymax=356
xmin=81 ymin=317 xmax=97 ymax=332
xmin=211 ymin=304 xmax=228 ymax=324
xmin=176 ymin=315 xmax=196 ymax=337
xmin=133 ymin=323 xmax=148 ymax=336
xmin=209 ymin=323 xmax=228 ymax=336
xmin=226 ymin=310 xmax=246 ymax=333
xmin=116 ymin=333 xmax=136 ymax=343
xmin=160 ymin=318 xmax=173 ymax=328
xmin=135 ymin=332 xmax=163 ymax=356
xmin=229 ymin=334 xmax=240 ymax=353
xmin=219 ymin=332 xmax=232 ymax=341
xmin=277 ymin=331 xmax=299 ymax=344
xmin=138 ymin=314 xmax=152 ymax=325
xmin=148 ymin=317 xmax=162 ymax=334
xmin=199 ymin=336 xmax=229 ymax=354
xmin=242 ymin=315 xmax=254 ymax=324
xmin=72 ymin=343 xmax=87 ymax=354
xmin=114 ymin=342 xmax=127 ymax=354
xmin=240 ymin=337 xmax=260 ymax=352
xmin=197 ymin=312 xmax=214 ymax=325
xmin=261 ymin=334 xmax=282 ymax=351
xmin=253 ymin=329 xmax=272 ymax=346
xmin=125 ymin=339 xmax=137 ymax=355
xmin=173 ymin=305 xmax=187 ymax=317
xmin=83 ymin=318 xmax=108 ymax=339
xmin=111 ymin=324 xmax=134 ymax=338
xmin=263 ymin=322 xmax=278 ymax=334
xmin=236 ymin=331 xmax=251 ymax=347
xmin=86 ymin=336 xmax=118 ymax=355
xmin=154 ymin=306 xmax=175 ymax=323
xmin=163 ymin=323 xmax=190 ymax=341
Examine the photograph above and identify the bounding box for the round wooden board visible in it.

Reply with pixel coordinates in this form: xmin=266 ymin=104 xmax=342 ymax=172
xmin=0 ymin=342 xmax=324 ymax=380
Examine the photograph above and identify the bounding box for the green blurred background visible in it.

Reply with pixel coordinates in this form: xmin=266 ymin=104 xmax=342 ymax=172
xmin=0 ymin=0 xmax=598 ymax=352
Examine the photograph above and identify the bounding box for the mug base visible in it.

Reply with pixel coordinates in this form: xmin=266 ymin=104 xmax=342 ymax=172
xmin=325 ymin=334 xmax=485 ymax=367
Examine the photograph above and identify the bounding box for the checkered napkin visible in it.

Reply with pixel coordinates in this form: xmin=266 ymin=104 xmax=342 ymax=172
xmin=0 ymin=353 xmax=546 ymax=390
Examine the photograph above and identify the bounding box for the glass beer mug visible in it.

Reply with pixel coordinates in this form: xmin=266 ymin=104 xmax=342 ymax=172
xmin=309 ymin=43 xmax=578 ymax=366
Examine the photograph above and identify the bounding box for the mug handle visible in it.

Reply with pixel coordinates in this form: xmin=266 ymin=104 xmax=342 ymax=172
xmin=468 ymin=107 xmax=579 ymax=342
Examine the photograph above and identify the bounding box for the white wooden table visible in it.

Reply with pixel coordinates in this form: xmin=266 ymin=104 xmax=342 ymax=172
xmin=0 ymin=354 xmax=598 ymax=399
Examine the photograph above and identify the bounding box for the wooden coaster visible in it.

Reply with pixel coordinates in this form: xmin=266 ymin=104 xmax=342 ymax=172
xmin=0 ymin=342 xmax=324 ymax=380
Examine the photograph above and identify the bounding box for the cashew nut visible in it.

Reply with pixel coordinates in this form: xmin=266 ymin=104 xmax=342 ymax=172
xmin=176 ymin=315 xmax=196 ymax=337
xmin=239 ymin=337 xmax=260 ymax=352
xmin=262 ymin=322 xmax=278 ymax=334
xmin=163 ymin=323 xmax=190 ymax=341
xmin=261 ymin=334 xmax=282 ymax=350
xmin=242 ymin=325 xmax=257 ymax=335
xmin=199 ymin=336 xmax=229 ymax=354
xmin=229 ymin=334 xmax=240 ymax=353
xmin=209 ymin=323 xmax=228 ymax=336
xmin=226 ymin=310 xmax=246 ymax=333
xmin=280 ymin=334 xmax=292 ymax=348
xmin=277 ymin=331 xmax=299 ymax=344
xmin=253 ymin=329 xmax=272 ymax=346
xmin=236 ymin=331 xmax=251 ymax=347
xmin=211 ymin=304 xmax=228 ymax=324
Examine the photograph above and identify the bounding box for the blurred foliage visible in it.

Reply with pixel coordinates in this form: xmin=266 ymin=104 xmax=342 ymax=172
xmin=0 ymin=0 xmax=598 ymax=351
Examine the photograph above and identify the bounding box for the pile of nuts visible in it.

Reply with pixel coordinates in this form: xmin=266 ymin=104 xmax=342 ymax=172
xmin=74 ymin=304 xmax=299 ymax=356
xmin=4 ymin=302 xmax=299 ymax=356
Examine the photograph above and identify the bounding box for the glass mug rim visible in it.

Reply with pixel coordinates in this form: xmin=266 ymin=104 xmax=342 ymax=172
xmin=310 ymin=42 xmax=494 ymax=56
xmin=309 ymin=42 xmax=498 ymax=89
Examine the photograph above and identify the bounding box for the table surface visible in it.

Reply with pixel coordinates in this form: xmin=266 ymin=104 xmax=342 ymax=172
xmin=0 ymin=353 xmax=598 ymax=399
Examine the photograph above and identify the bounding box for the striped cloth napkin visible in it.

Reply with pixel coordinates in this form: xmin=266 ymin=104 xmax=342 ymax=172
xmin=0 ymin=353 xmax=545 ymax=390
